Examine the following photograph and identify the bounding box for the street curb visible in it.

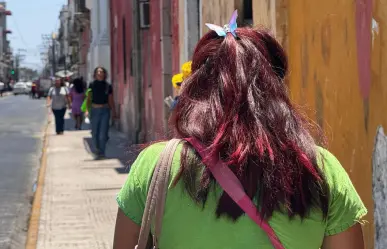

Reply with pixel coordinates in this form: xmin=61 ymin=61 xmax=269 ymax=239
xmin=25 ymin=114 xmax=51 ymax=249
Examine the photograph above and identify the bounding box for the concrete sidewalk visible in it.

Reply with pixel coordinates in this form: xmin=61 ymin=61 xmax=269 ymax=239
xmin=35 ymin=113 xmax=138 ymax=249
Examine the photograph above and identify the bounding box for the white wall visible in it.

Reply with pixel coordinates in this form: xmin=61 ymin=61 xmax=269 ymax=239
xmin=88 ymin=0 xmax=111 ymax=82
xmin=59 ymin=6 xmax=70 ymax=58
xmin=86 ymin=51 xmax=92 ymax=83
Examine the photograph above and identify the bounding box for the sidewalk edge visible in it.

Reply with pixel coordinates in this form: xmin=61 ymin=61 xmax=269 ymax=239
xmin=25 ymin=115 xmax=51 ymax=249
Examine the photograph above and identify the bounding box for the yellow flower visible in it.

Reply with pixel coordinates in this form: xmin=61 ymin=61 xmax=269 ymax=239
xmin=181 ymin=61 xmax=192 ymax=79
xmin=171 ymin=73 xmax=183 ymax=89
xmin=171 ymin=61 xmax=192 ymax=89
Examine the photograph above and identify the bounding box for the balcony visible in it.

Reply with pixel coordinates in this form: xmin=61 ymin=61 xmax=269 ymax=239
xmin=0 ymin=4 xmax=11 ymax=15
xmin=74 ymin=11 xmax=90 ymax=32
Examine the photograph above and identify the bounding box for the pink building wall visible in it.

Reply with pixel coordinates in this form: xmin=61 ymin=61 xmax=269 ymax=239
xmin=110 ymin=0 xmax=179 ymax=142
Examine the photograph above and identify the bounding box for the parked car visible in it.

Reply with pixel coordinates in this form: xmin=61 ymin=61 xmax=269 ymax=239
xmin=13 ymin=82 xmax=28 ymax=95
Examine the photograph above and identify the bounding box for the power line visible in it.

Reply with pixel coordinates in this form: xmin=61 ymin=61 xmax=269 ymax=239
xmin=10 ymin=17 xmax=29 ymax=49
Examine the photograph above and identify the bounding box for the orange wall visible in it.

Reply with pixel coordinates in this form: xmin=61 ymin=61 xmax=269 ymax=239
xmin=187 ymin=1 xmax=386 ymax=246
xmin=279 ymin=1 xmax=387 ymax=248
xmin=201 ymin=3 xmax=383 ymax=246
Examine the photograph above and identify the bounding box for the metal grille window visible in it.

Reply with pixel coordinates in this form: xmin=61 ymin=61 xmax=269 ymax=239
xmin=139 ymin=0 xmax=150 ymax=29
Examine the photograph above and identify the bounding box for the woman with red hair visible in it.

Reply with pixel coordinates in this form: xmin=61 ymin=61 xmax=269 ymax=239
xmin=113 ymin=11 xmax=366 ymax=249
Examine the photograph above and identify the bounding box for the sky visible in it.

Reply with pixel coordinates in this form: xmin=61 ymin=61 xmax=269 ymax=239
xmin=7 ymin=0 xmax=66 ymax=70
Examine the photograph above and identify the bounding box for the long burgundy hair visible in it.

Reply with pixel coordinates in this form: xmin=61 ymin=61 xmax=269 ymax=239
xmin=170 ymin=27 xmax=329 ymax=220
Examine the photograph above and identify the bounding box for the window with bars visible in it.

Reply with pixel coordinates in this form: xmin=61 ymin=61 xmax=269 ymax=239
xmin=139 ymin=0 xmax=150 ymax=29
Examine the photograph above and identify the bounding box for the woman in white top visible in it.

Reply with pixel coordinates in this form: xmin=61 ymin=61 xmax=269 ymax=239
xmin=46 ymin=78 xmax=71 ymax=135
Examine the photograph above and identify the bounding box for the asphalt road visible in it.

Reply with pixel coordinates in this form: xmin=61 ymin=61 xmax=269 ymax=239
xmin=0 ymin=94 xmax=47 ymax=248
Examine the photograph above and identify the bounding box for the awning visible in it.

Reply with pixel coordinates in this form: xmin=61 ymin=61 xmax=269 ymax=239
xmin=55 ymin=70 xmax=74 ymax=78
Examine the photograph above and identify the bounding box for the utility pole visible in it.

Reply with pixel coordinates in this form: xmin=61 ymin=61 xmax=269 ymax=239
xmin=14 ymin=55 xmax=19 ymax=81
xmin=41 ymin=34 xmax=52 ymax=78
xmin=52 ymin=33 xmax=57 ymax=76
xmin=13 ymin=49 xmax=26 ymax=81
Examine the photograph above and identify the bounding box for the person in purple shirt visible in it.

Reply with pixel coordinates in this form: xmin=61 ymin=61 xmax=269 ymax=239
xmin=70 ymin=78 xmax=86 ymax=130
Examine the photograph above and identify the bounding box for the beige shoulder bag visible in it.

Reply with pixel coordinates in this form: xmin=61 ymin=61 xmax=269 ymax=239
xmin=135 ymin=139 xmax=181 ymax=249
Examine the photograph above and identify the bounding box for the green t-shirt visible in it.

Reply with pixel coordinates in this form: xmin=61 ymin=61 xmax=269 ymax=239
xmin=117 ymin=142 xmax=367 ymax=249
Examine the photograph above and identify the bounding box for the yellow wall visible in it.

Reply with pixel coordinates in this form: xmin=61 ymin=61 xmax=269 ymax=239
xmin=199 ymin=0 xmax=387 ymax=247
xmin=276 ymin=1 xmax=387 ymax=248
xmin=252 ymin=0 xmax=387 ymax=248
xmin=197 ymin=0 xmax=387 ymax=247
xmin=253 ymin=0 xmax=288 ymax=51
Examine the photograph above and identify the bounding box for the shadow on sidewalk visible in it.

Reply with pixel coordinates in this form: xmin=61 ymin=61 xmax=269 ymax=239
xmin=82 ymin=133 xmax=141 ymax=175
xmin=62 ymin=116 xmax=141 ymax=174
xmin=64 ymin=116 xmax=91 ymax=131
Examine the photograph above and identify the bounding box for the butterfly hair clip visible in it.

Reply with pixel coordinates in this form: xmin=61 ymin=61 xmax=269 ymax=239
xmin=205 ymin=10 xmax=238 ymax=38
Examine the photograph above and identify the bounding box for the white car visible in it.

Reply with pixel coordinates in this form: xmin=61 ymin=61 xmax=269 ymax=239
xmin=13 ymin=82 xmax=28 ymax=95
xmin=25 ymin=82 xmax=33 ymax=92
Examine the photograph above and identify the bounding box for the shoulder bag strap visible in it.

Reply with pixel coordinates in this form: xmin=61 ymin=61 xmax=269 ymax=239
xmin=136 ymin=139 xmax=181 ymax=249
xmin=184 ymin=137 xmax=285 ymax=249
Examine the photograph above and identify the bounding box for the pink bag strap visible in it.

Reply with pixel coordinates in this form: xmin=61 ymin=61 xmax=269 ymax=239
xmin=185 ymin=137 xmax=285 ymax=249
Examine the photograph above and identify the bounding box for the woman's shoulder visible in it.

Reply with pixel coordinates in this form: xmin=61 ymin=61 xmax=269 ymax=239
xmin=48 ymin=87 xmax=55 ymax=94
xmin=129 ymin=141 xmax=184 ymax=182
xmin=316 ymin=147 xmax=367 ymax=235
xmin=317 ymin=147 xmax=347 ymax=182
xmin=316 ymin=147 xmax=361 ymax=198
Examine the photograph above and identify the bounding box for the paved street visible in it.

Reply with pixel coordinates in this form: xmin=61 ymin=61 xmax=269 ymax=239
xmin=34 ymin=111 xmax=134 ymax=249
xmin=0 ymin=94 xmax=47 ymax=248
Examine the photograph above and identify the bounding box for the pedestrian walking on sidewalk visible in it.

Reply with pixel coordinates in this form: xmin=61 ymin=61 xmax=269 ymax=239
xmin=70 ymin=78 xmax=85 ymax=130
xmin=47 ymin=78 xmax=71 ymax=135
xmin=113 ymin=10 xmax=367 ymax=249
xmin=85 ymin=67 xmax=117 ymax=159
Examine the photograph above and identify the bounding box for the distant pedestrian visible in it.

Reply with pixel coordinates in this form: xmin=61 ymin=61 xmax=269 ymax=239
xmin=47 ymin=78 xmax=71 ymax=135
xmin=85 ymin=67 xmax=118 ymax=159
xmin=31 ymin=82 xmax=37 ymax=99
xmin=70 ymin=78 xmax=85 ymax=130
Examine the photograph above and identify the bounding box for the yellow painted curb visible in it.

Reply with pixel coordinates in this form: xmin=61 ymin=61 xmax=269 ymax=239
xmin=25 ymin=114 xmax=51 ymax=249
